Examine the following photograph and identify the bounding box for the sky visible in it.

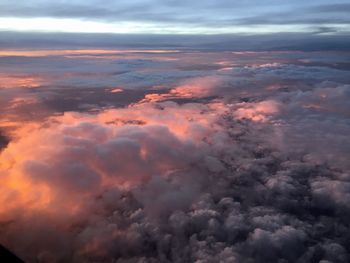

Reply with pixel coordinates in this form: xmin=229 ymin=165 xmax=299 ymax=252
xmin=0 ymin=0 xmax=350 ymax=34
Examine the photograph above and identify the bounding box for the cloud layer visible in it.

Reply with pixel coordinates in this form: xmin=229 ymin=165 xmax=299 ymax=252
xmin=0 ymin=49 xmax=349 ymax=262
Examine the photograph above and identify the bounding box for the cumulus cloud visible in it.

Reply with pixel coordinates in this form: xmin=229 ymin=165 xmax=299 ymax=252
xmin=0 ymin=50 xmax=349 ymax=262
xmin=232 ymin=100 xmax=281 ymax=122
xmin=139 ymin=76 xmax=224 ymax=103
xmin=1 ymin=92 xmax=349 ymax=262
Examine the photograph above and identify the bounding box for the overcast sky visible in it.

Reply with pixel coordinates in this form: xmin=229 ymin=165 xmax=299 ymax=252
xmin=0 ymin=0 xmax=350 ymax=34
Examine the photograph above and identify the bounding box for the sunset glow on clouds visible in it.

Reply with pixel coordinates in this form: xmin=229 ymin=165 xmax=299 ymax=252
xmin=0 ymin=47 xmax=349 ymax=262
xmin=0 ymin=0 xmax=350 ymax=257
xmin=0 ymin=74 xmax=46 ymax=88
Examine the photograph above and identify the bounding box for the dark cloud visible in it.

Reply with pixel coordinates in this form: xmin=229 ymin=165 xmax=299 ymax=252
xmin=0 ymin=130 xmax=9 ymax=151
xmin=1 ymin=32 xmax=350 ymax=51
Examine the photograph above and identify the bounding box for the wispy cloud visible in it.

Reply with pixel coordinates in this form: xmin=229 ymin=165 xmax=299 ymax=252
xmin=0 ymin=0 xmax=349 ymax=34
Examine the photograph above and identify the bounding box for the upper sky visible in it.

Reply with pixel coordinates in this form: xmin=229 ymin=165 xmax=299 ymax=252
xmin=0 ymin=0 xmax=350 ymax=34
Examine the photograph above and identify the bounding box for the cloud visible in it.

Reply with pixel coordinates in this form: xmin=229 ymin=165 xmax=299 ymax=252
xmin=268 ymin=84 xmax=350 ymax=170
xmin=0 ymin=99 xmax=226 ymax=261
xmin=0 ymin=51 xmax=349 ymax=262
xmin=1 ymin=84 xmax=350 ymax=262
xmin=232 ymin=100 xmax=281 ymax=122
xmin=0 ymin=130 xmax=9 ymax=151
xmin=139 ymin=76 xmax=224 ymax=103
xmin=0 ymin=0 xmax=349 ymax=35
xmin=1 ymin=32 xmax=350 ymax=52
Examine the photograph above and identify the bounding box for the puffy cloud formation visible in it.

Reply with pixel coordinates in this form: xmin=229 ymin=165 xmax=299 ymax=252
xmin=139 ymin=76 xmax=224 ymax=103
xmin=1 ymin=86 xmax=350 ymax=262
xmin=232 ymin=100 xmax=281 ymax=122
xmin=269 ymin=83 xmax=350 ymax=170
xmin=0 ymin=50 xmax=349 ymax=262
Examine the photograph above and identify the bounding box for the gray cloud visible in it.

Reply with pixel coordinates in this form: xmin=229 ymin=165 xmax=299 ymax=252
xmin=0 ymin=0 xmax=349 ymax=33
xmin=0 ymin=131 xmax=9 ymax=151
xmin=1 ymin=32 xmax=350 ymax=51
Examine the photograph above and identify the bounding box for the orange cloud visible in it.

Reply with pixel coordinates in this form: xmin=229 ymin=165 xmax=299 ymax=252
xmin=110 ymin=88 xmax=124 ymax=93
xmin=0 ymin=75 xmax=228 ymax=220
xmin=0 ymin=97 xmax=227 ymax=224
xmin=0 ymin=49 xmax=179 ymax=58
xmin=233 ymin=100 xmax=281 ymax=122
xmin=0 ymin=74 xmax=46 ymax=88
xmin=139 ymin=76 xmax=223 ymax=103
